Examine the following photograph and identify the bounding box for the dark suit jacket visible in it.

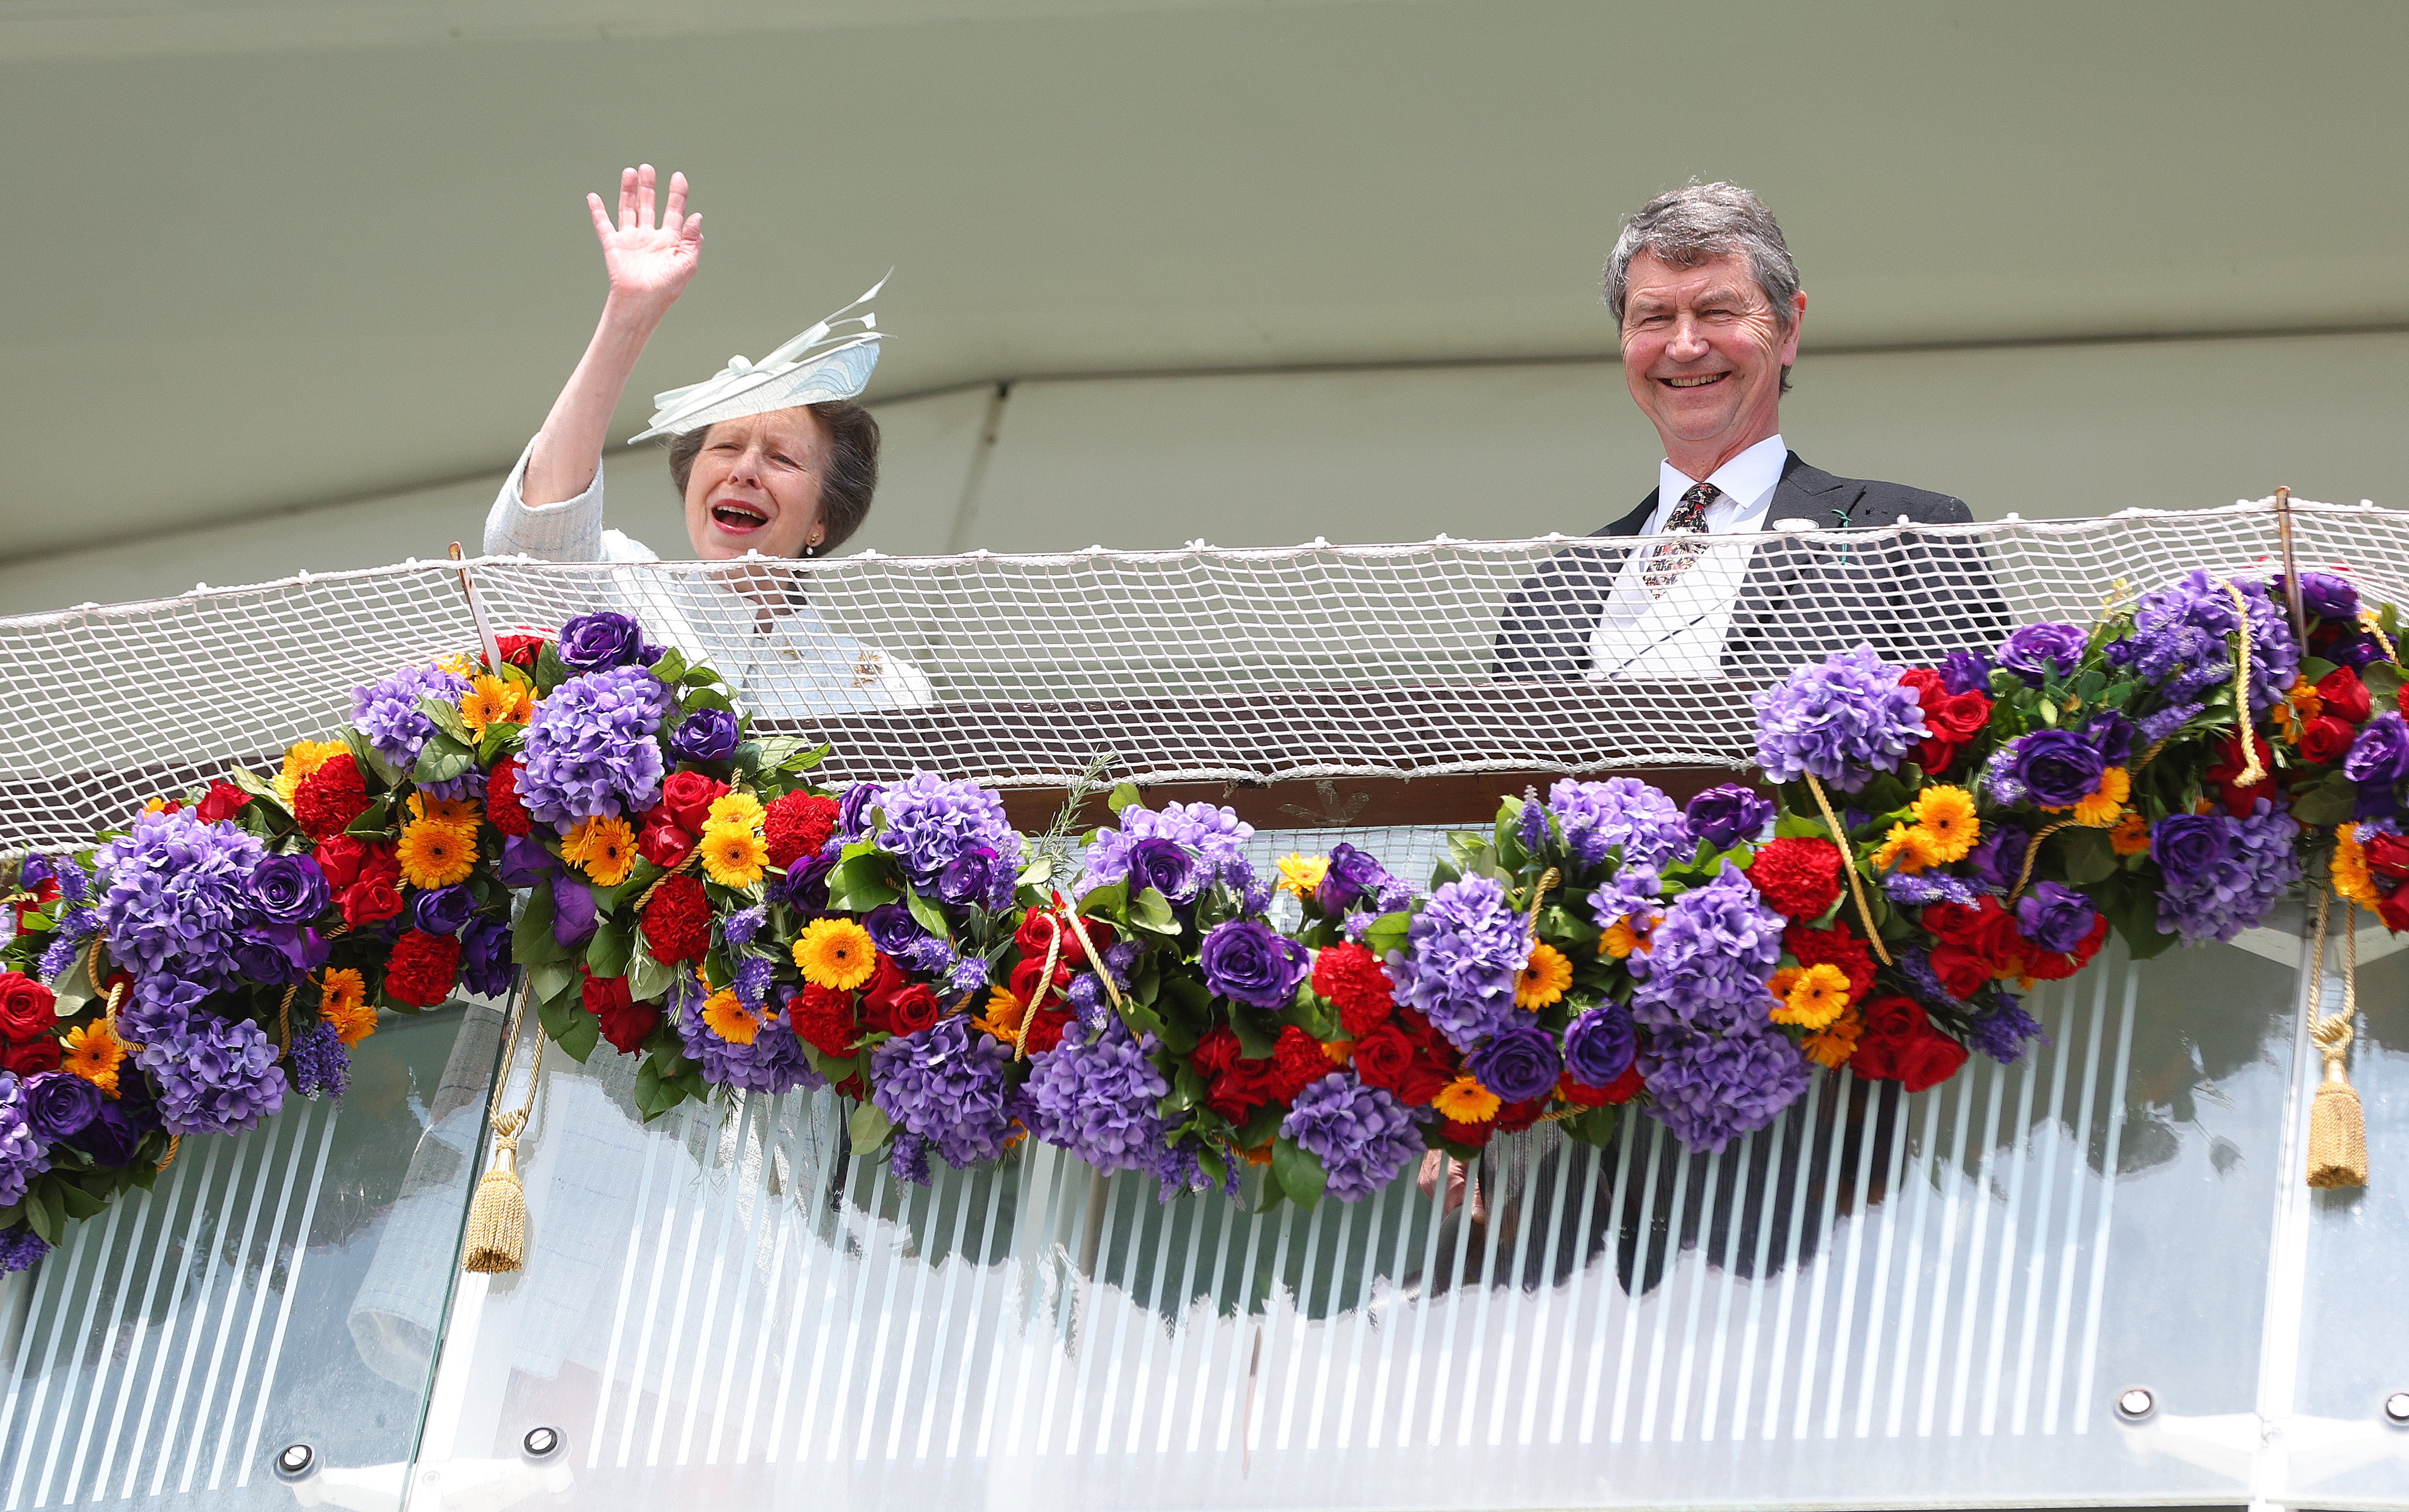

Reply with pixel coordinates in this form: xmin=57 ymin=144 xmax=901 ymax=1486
xmin=1493 ymin=452 xmax=2011 ymax=682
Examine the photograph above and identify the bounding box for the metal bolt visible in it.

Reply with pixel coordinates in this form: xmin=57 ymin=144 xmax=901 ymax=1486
xmin=2384 ymin=1392 xmax=2409 ymax=1426
xmin=274 ymin=1444 xmax=314 ymax=1479
xmin=2115 ymin=1387 xmax=2156 ymax=1422
xmin=523 ymin=1425 xmax=562 ymax=1459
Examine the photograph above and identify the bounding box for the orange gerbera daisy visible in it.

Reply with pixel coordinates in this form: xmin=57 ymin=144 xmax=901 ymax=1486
xmin=1802 ymin=1005 xmax=1865 ymax=1069
xmin=396 ymin=818 xmax=479 ymax=889
xmin=1770 ymin=962 xmax=1851 ymax=1030
xmin=702 ymin=989 xmax=762 ymax=1044
xmin=318 ymin=968 xmax=377 ymax=1044
xmin=794 ymin=918 xmax=878 ymax=991
xmin=457 ymin=674 xmax=533 ymax=736
xmin=1516 ymin=942 xmax=1573 ymax=1007
xmin=1433 ymin=1075 xmax=1501 ymax=1125
xmin=62 ymin=1022 xmax=124 ymax=1095
xmin=561 ymin=814 xmax=637 ymax=886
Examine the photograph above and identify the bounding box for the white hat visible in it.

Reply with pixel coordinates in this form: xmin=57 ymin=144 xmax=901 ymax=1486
xmin=628 ymin=273 xmax=889 ymax=443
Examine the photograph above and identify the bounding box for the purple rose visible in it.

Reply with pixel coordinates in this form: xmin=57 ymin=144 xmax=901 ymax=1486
xmin=247 ymin=854 xmax=329 ymax=924
xmin=838 ymin=783 xmax=885 ymax=841
xmin=409 ymin=884 xmax=477 ymax=936
xmin=231 ymin=924 xmax=322 ymax=985
xmin=1967 ymin=823 xmax=2031 ymax=892
xmin=784 ymin=849 xmax=839 ymax=912
xmin=1315 ymin=843 xmax=1393 ymax=913
xmin=551 ymin=875 xmax=598 ymax=947
xmin=497 ymin=833 xmax=556 ymax=889
xmin=2083 ymin=711 xmax=2137 ymax=766
xmin=2291 ymin=571 xmax=2359 ymax=622
xmin=1684 ymin=785 xmax=1775 ymax=851
xmin=1199 ymin=920 xmax=1309 ymax=1010
xmin=2000 ymin=623 xmax=2087 ymax=685
xmin=2328 ymin=629 xmax=2389 ymax=670
xmin=1940 ymin=649 xmax=1994 ymax=697
xmin=934 ymin=845 xmax=1004 ymax=909
xmin=1467 ymin=1023 xmax=1561 ymax=1104
xmin=2360 ymin=784 xmax=2403 ymax=823
xmin=2015 ymin=880 xmax=2098 ymax=955
xmin=68 ymin=1097 xmax=141 ymax=1167
xmin=670 ymin=707 xmax=740 ymax=765
xmin=461 ymin=918 xmax=514 ymax=998
xmin=1128 ymin=837 xmax=1202 ymax=904
xmin=2345 ymin=713 xmax=2409 ymax=789
xmin=2150 ymin=814 xmax=2233 ymax=884
xmin=25 ymin=1071 xmax=102 ymax=1142
xmin=556 ymin=611 xmax=646 ymax=672
xmin=1564 ymin=1003 xmax=1637 ymax=1087
xmin=2008 ymin=729 xmax=2105 ymax=809
xmin=864 ymin=903 xmax=930 ymax=956
xmin=638 ymin=639 xmax=668 ymax=667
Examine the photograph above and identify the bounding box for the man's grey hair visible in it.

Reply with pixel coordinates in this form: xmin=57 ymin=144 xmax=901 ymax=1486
xmin=1602 ymin=182 xmax=1803 ymax=388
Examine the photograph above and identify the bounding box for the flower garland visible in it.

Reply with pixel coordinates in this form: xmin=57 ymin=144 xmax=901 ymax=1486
xmin=1 ymin=573 xmax=2401 ymax=1266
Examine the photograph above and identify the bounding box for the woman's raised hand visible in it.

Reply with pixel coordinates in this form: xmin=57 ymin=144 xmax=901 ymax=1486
xmin=586 ymin=164 xmax=703 ymax=316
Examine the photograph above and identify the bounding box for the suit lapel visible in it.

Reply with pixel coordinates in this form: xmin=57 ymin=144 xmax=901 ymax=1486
xmin=1602 ymin=490 xmax=1658 ymax=538
xmin=1759 ymin=452 xmax=1863 ymax=532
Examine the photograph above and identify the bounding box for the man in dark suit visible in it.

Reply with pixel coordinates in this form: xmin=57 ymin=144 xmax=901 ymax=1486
xmin=1496 ymin=184 xmax=2006 ymax=682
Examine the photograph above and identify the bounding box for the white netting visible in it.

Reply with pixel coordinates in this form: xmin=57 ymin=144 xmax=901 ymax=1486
xmin=1 ymin=499 xmax=2397 ymax=854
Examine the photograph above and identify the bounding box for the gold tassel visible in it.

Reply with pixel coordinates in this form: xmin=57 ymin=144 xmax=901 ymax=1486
xmin=462 ymin=1110 xmax=530 ymax=1272
xmin=2305 ymin=892 xmax=2368 ymax=1189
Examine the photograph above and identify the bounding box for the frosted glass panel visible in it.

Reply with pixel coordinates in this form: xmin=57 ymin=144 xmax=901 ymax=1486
xmin=410 ymin=937 xmax=2300 ymax=1509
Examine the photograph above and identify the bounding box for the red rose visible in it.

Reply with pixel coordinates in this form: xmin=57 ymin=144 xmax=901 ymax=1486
xmin=1350 ymin=1024 xmax=1415 ymax=1094
xmin=293 ymin=753 xmax=371 ymax=840
xmin=495 ymin=634 xmax=545 ymax=671
xmin=790 ymin=984 xmax=860 ymax=1058
xmin=660 ymin=771 xmax=730 ymax=835
xmin=765 ymin=792 xmax=841 ymax=869
xmin=0 ymin=972 xmax=56 ymax=1041
xmin=486 ymin=759 xmax=532 ymax=838
xmin=1008 ymin=955 xmax=1072 ymax=1012
xmin=884 ymin=984 xmax=942 ymax=1036
xmin=1014 ymin=909 xmax=1113 ymax=969
xmin=2316 ymin=666 xmax=2373 ymax=725
xmin=312 ymin=834 xmax=371 ymax=889
xmin=1888 ymin=1033 xmax=1970 ymax=1094
xmin=2301 ymin=715 xmax=2357 ymax=765
xmin=1746 ymin=837 xmax=1844 ymax=920
xmin=638 ymin=823 xmax=695 ymax=868
xmin=1206 ymin=1057 xmax=1277 ymax=1121
xmin=1556 ymin=1069 xmax=1613 ymax=1108
xmin=196 ymin=781 xmax=251 ymax=825
xmin=1311 ymin=942 xmax=1395 ymax=1036
xmin=580 ymin=968 xmax=660 ymax=1053
xmin=1190 ymin=1026 xmax=1243 ymax=1081
xmin=10 ymin=879 xmax=57 ymax=931
xmin=1022 ymin=1006 xmax=1074 ymax=1056
xmin=1269 ymin=1025 xmax=1336 ymax=1103
xmin=1440 ymin=1118 xmax=1496 ymax=1149
xmin=1783 ymin=921 xmax=1875 ymax=1006
xmin=2206 ymin=732 xmax=2278 ymax=816
xmin=2362 ymin=834 xmax=2409 ymax=883
xmin=1600 ymin=1061 xmax=1646 ymax=1104
xmin=384 ymin=929 xmax=462 ymax=1007
xmin=1397 ymin=1056 xmax=1455 ymax=1108
xmin=2 ymin=1037 xmax=61 ymax=1076
xmin=1495 ymin=1096 xmax=1548 ymax=1133
xmin=2380 ymin=887 xmax=2409 ymax=935
xmin=1928 ymin=943 xmax=1995 ymax=1001
xmin=639 ymin=874 xmax=711 ymax=964
xmin=1922 ymin=901 xmax=1983 ymax=947
xmin=339 ymin=877 xmax=405 ymax=930
xmin=1849 ymin=993 xmax=1970 ymax=1092
xmin=1901 ymin=669 xmax=1992 ymax=773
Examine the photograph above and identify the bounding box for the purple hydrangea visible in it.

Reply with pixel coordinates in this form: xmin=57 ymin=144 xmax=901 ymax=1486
xmin=1752 ymin=645 xmax=1930 ymax=793
xmin=0 ymin=1225 xmax=48 ymax=1273
xmin=1587 ymin=864 xmax=1665 ymax=936
xmin=1999 ymin=623 xmax=2088 ymax=684
xmin=874 ymin=772 xmax=1025 ymax=898
xmin=1963 ymin=995 xmax=2048 ymax=1066
xmin=1626 ymin=862 xmax=1784 ymax=1035
xmin=349 ymin=664 xmax=472 ymax=771
xmin=515 ymin=665 xmax=674 ymax=828
xmin=1684 ymin=785 xmax=1776 ymax=851
xmin=871 ymin=1017 xmax=1018 ymax=1169
xmin=1077 ymin=801 xmax=1254 ymax=898
xmin=138 ymin=1014 xmax=287 ymax=1136
xmin=286 ymin=1021 xmax=351 ymax=1099
xmin=1155 ymin=1137 xmax=1242 ymax=1202
xmin=1280 ymin=1073 xmax=1429 ymax=1202
xmin=1637 ymin=1021 xmax=1809 ymax=1153
xmin=2119 ymin=571 xmax=2299 ymax=717
xmin=1564 ymin=1003 xmax=1637 ymax=1087
xmin=121 ymin=976 xmax=209 ymax=1045
xmin=1467 ymin=1023 xmax=1560 ymax=1104
xmin=679 ymin=1000 xmax=822 ymax=1095
xmin=1026 ymin=1020 xmax=1167 ymax=1174
xmin=1387 ymin=876 xmax=1528 ymax=1052
xmin=0 ymin=1075 xmax=53 ymax=1208
xmin=1547 ymin=777 xmax=1690 ymax=869
xmin=93 ymin=810 xmax=266 ymax=993
xmin=2153 ymin=799 xmax=2301 ymax=944
xmin=1199 ymin=920 xmax=1308 ymax=1010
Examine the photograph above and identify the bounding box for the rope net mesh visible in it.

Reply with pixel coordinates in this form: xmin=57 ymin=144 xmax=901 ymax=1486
xmin=0 ymin=499 xmax=2393 ymax=854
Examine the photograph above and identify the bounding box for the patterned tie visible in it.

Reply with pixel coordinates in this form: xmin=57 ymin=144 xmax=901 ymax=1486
xmin=1642 ymin=480 xmax=1720 ymax=597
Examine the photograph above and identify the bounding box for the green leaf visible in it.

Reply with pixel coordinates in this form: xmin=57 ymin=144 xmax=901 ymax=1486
xmin=633 ymin=1057 xmax=688 ymax=1119
xmin=849 ymin=1100 xmax=893 ymax=1154
xmin=586 ymin=917 xmax=634 ymax=980
xmin=1361 ymin=910 xmax=1411 ymax=960
xmin=2362 ymin=660 xmax=2404 ymax=707
xmin=534 ymin=641 xmax=573 ymax=695
xmin=628 ymin=948 xmax=679 ymax=1004
xmin=344 ymin=794 xmax=393 ymax=839
xmin=649 ymin=647 xmax=689 ymax=685
xmin=683 ymin=686 xmax=736 ymax=714
xmin=2058 ymin=827 xmax=2118 ymax=886
xmin=2037 ymin=698 xmax=2059 ymax=726
xmin=476 ymin=721 xmax=523 ymax=765
xmin=411 ymin=732 xmax=475 ymax=786
xmin=826 ymin=854 xmax=900 ymax=912
xmin=904 ymin=886 xmax=952 ymax=939
xmin=1229 ymin=1010 xmax=1279 ymax=1061
xmin=227 ymin=765 xmax=285 ymax=809
xmin=2291 ymin=771 xmax=2360 ymax=827
xmin=55 ymin=1182 xmax=106 ymax=1220
xmin=513 ymin=884 xmax=571 ymax=966
xmin=1253 ymin=1155 xmax=1289 ymax=1213
xmin=1773 ymin=811 xmax=1828 ymax=840
xmin=536 ymin=986 xmax=600 ymax=1061
xmin=1107 ymin=783 xmax=1142 ymax=814
xmin=1271 ymin=1137 xmax=1326 ymax=1211
xmin=527 ymin=960 xmax=578 ymax=1006
xmin=680 ymin=665 xmax=722 ymax=687
xmin=2298 ymin=656 xmax=2341 ymax=684
xmin=416 ymin=694 xmax=475 ymax=745
xmin=22 ymin=1182 xmax=61 ymax=1244
xmin=778 ymin=742 xmax=829 ymax=773
xmin=340 ymin=726 xmax=401 ymax=788
xmin=1128 ymin=886 xmax=1178 ymax=937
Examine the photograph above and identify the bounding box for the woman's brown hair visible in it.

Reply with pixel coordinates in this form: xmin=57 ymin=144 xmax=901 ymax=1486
xmin=666 ymin=400 xmax=881 ymax=554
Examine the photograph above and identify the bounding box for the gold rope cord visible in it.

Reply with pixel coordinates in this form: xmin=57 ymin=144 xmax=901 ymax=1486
xmin=462 ymin=976 xmax=543 ymax=1273
xmin=1802 ymin=773 xmax=1894 ymax=966
xmin=2305 ymin=888 xmax=2369 ymax=1189
xmin=2221 ymin=580 xmax=2267 ymax=788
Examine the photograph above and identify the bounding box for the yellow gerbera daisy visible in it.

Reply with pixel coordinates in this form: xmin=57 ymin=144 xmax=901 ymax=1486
xmin=318 ymin=968 xmax=377 ymax=1044
xmin=1802 ymin=1006 xmax=1864 ymax=1070
xmin=457 ymin=674 xmax=533 ymax=736
xmin=1516 ymin=942 xmax=1573 ymax=1007
xmin=2334 ymin=824 xmax=2382 ymax=910
xmin=1873 ymin=821 xmax=1943 ymax=875
xmin=1433 ymin=1075 xmax=1502 ymax=1125
xmin=435 ymin=651 xmax=480 ymax=678
xmin=2109 ymin=812 xmax=2152 ymax=857
xmin=1276 ymin=853 xmax=1330 ymax=898
xmin=396 ymin=818 xmax=480 ymax=889
xmin=62 ymin=1022 xmax=124 ymax=1096
xmin=1770 ymin=962 xmax=1852 ymax=1030
xmin=1908 ymin=785 xmax=1980 ymax=862
xmin=795 ymin=918 xmax=878 ymax=991
xmin=407 ymin=792 xmax=484 ymax=827
xmin=702 ymin=989 xmax=762 ymax=1045
xmin=560 ymin=814 xmax=637 ymax=886
xmin=2069 ymin=766 xmax=2132 ymax=828
xmin=706 ymin=789 xmax=766 ymax=834
xmin=273 ymin=739 xmax=348 ymax=808
xmin=699 ymin=823 xmax=768 ymax=889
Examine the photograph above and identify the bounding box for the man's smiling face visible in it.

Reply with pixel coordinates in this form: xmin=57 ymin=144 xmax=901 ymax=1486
xmin=1619 ymin=248 xmax=1803 ymax=474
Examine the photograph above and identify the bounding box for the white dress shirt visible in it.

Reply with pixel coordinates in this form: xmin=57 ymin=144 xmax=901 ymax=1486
xmin=482 ymin=441 xmax=934 ymax=718
xmin=1587 ymin=433 xmax=1788 ymax=681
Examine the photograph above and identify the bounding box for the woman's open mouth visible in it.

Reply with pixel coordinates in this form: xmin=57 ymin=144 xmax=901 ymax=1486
xmin=710 ymin=501 xmax=770 ymax=532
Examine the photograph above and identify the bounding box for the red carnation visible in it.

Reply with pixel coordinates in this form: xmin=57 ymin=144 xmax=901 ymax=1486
xmin=1783 ymin=921 xmax=1876 ymax=1006
xmin=581 ymin=968 xmax=661 ymax=1053
xmin=1746 ymin=837 xmax=1844 ymax=920
xmin=791 ymin=984 xmax=861 ymax=1058
xmin=1350 ymin=1023 xmax=1416 ymax=1095
xmin=660 ymin=771 xmax=730 ymax=836
xmin=196 ymin=781 xmax=251 ymax=825
xmin=1268 ymin=1025 xmax=1336 ymax=1103
xmin=1601 ymin=1062 xmax=1646 ymax=1104
xmin=293 ymin=753 xmax=371 ymax=840
xmin=2316 ymin=665 xmax=2372 ymax=725
xmin=0 ymin=972 xmax=56 ymax=1042
xmin=639 ymin=874 xmax=711 ymax=964
xmin=1556 ymin=1069 xmax=1613 ymax=1109
xmin=486 ymin=759 xmax=532 ymax=838
xmin=1495 ymin=1096 xmax=1548 ymax=1134
xmin=1850 ymin=993 xmax=1970 ymax=1093
xmin=384 ymin=929 xmax=462 ymax=1008
xmin=1311 ymin=942 xmax=1395 ymax=1037
xmin=2301 ymin=715 xmax=2357 ymax=766
xmin=765 ymin=792 xmax=841 ymax=869
xmin=2 ymin=1037 xmax=61 ymax=1076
